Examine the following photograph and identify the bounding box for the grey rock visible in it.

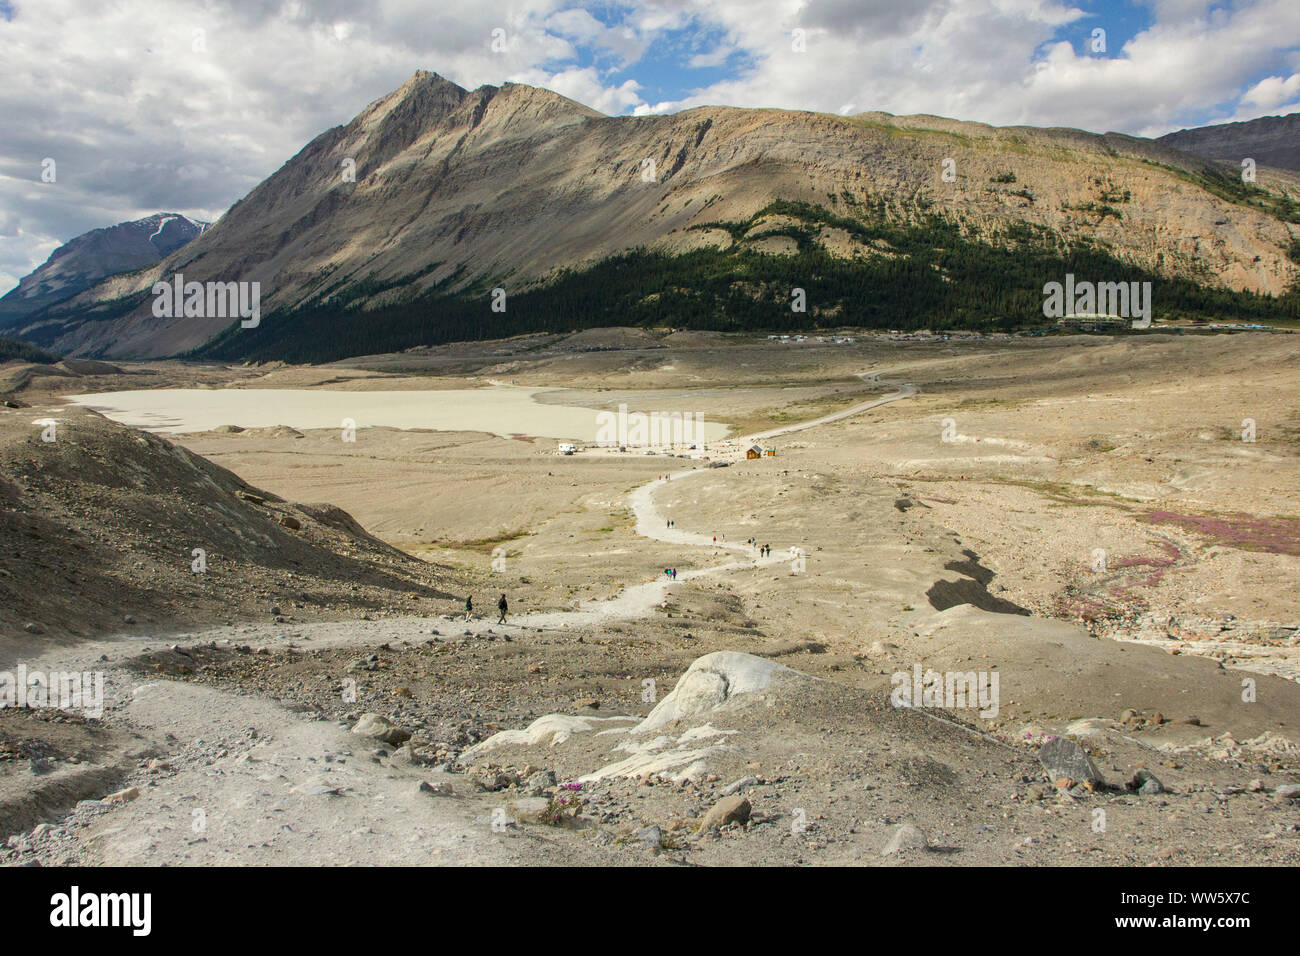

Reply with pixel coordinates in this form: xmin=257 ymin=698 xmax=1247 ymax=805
xmin=508 ymin=797 xmax=553 ymax=825
xmin=635 ymin=824 xmax=664 ymax=849
xmin=720 ymin=775 xmax=759 ymax=796
xmin=1132 ymin=769 xmax=1166 ymax=795
xmin=476 ymin=770 xmax=518 ymax=792
xmin=882 ymin=823 xmax=929 ymax=856
xmin=527 ymin=770 xmax=557 ymax=790
xmin=350 ymin=713 xmax=411 ymax=746
xmin=1038 ymin=737 xmax=1104 ymax=786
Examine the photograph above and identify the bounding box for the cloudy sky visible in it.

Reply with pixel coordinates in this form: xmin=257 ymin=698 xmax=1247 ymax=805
xmin=2 ymin=0 xmax=1298 ymax=295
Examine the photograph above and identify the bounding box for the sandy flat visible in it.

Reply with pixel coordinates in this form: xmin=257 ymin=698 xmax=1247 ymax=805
xmin=64 ymin=384 xmax=731 ymax=443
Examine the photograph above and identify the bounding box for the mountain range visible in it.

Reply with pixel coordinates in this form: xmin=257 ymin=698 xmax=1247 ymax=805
xmin=3 ymin=73 xmax=1297 ymax=361
xmin=0 ymin=213 xmax=208 ymax=326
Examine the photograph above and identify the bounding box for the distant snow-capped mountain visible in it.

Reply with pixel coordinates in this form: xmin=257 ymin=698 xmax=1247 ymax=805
xmin=0 ymin=213 xmax=210 ymax=327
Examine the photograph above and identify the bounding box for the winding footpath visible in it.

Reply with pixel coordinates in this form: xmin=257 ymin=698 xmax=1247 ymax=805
xmin=13 ymin=369 xmax=918 ymax=866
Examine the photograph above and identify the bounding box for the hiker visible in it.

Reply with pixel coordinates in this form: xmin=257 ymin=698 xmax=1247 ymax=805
xmin=497 ymin=593 xmax=508 ymax=624
xmin=671 ymin=568 xmax=677 ymax=579
xmin=464 ymin=595 xmax=473 ymax=621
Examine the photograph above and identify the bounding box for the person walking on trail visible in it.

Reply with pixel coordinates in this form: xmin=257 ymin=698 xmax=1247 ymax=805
xmin=464 ymin=595 xmax=473 ymax=621
xmin=497 ymin=593 xmax=508 ymax=625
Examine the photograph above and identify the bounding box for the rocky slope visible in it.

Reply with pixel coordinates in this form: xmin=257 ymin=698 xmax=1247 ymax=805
xmin=0 ymin=214 xmax=208 ymax=326
xmin=0 ymin=404 xmax=460 ymax=645
xmin=15 ymin=73 xmax=1300 ymax=359
xmin=1159 ymin=113 xmax=1300 ymax=173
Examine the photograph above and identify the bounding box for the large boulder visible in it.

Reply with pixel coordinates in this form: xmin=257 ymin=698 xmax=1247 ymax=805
xmin=636 ymin=651 xmax=804 ymax=734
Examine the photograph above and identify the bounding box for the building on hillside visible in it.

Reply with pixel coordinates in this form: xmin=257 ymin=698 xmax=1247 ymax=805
xmin=1059 ymin=313 xmax=1130 ymax=332
xmin=747 ymin=445 xmax=762 ymax=460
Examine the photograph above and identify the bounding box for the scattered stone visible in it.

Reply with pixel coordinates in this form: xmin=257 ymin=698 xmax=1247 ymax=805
xmin=720 ymin=775 xmax=759 ymax=796
xmin=1131 ymin=769 xmax=1166 ymax=795
xmin=302 ymin=785 xmax=342 ymax=796
xmin=23 ymin=622 xmax=42 ymax=634
xmin=476 ymin=770 xmax=518 ymax=793
xmin=418 ymin=780 xmax=453 ymax=796
xmin=277 ymin=514 xmax=301 ymax=531
xmin=882 ymin=823 xmax=929 ymax=856
xmin=697 ymin=794 xmax=751 ymax=832
xmin=509 ymin=797 xmax=554 ymax=825
xmin=527 ymin=770 xmax=557 ymax=791
xmin=350 ymin=713 xmax=411 ymax=746
xmin=1065 ymin=717 xmax=1109 ymax=736
xmin=636 ymin=824 xmax=664 ymax=849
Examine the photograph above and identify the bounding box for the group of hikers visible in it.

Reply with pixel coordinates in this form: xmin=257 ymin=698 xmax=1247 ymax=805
xmin=469 ymin=520 xmax=776 ymax=626
xmin=464 ymin=593 xmax=509 ymax=624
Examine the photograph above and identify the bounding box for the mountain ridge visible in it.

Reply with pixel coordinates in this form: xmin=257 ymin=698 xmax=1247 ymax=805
xmin=0 ymin=213 xmax=209 ymax=325
xmin=1158 ymin=112 xmax=1300 ymax=173
xmin=9 ymin=73 xmax=1300 ymax=359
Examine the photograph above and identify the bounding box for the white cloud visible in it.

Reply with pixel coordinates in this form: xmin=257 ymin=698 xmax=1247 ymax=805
xmin=1242 ymin=73 xmax=1300 ymax=110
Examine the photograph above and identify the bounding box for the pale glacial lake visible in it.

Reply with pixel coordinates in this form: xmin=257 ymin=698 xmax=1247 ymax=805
xmin=64 ymin=386 xmax=731 ymax=444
